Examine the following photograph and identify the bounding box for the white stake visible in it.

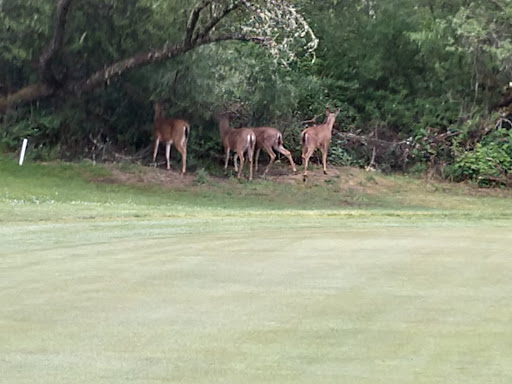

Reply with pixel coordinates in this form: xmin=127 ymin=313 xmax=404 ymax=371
xmin=19 ymin=138 xmax=28 ymax=165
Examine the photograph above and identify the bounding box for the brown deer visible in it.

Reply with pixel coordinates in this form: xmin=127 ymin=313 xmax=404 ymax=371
xmin=248 ymin=127 xmax=297 ymax=175
xmin=301 ymin=107 xmax=340 ymax=181
xmin=216 ymin=112 xmax=256 ymax=180
xmin=152 ymin=102 xmax=190 ymax=174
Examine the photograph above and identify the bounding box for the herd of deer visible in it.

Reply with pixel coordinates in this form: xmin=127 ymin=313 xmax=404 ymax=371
xmin=152 ymin=102 xmax=339 ymax=181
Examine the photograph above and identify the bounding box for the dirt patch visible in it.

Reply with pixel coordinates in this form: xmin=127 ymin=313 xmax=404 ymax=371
xmin=99 ymin=161 xmax=389 ymax=195
xmin=98 ymin=161 xmax=512 ymax=199
xmin=107 ymin=165 xmax=197 ymax=187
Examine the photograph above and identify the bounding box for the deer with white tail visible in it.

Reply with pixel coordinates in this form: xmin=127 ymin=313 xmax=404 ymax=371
xmin=301 ymin=107 xmax=340 ymax=181
xmin=249 ymin=126 xmax=297 ymax=175
xmin=152 ymin=102 xmax=190 ymax=174
xmin=216 ymin=111 xmax=256 ymax=181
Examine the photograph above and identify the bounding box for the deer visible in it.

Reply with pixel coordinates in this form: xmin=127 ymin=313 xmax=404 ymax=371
xmin=301 ymin=107 xmax=340 ymax=181
xmin=152 ymin=102 xmax=190 ymax=174
xmin=216 ymin=112 xmax=256 ymax=180
xmin=247 ymin=126 xmax=297 ymax=175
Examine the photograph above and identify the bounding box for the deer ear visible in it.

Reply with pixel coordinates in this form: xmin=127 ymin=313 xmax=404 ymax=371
xmin=326 ymin=107 xmax=331 ymax=115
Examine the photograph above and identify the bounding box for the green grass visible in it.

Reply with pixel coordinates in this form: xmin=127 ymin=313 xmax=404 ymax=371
xmin=1 ymin=156 xmax=512 ymax=383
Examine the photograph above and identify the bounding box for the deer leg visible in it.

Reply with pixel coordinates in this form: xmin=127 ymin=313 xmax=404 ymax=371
xmin=248 ymin=148 xmax=254 ymax=181
xmin=249 ymin=157 xmax=253 ymax=181
xmin=224 ymin=148 xmax=230 ymax=171
xmin=321 ymin=146 xmax=328 ymax=174
xmin=237 ymin=152 xmax=245 ymax=179
xmin=302 ymin=154 xmax=309 ymax=181
xmin=263 ymin=146 xmax=276 ymax=175
xmin=254 ymin=148 xmax=261 ymax=173
xmin=165 ymin=142 xmax=172 ymax=170
xmin=302 ymin=147 xmax=314 ymax=181
xmin=276 ymin=145 xmax=297 ymax=173
xmin=233 ymin=153 xmax=239 ymax=172
xmin=175 ymin=145 xmax=186 ymax=175
xmin=249 ymin=135 xmax=256 ymax=181
xmin=176 ymin=136 xmax=188 ymax=175
xmin=153 ymin=138 xmax=160 ymax=164
xmin=182 ymin=149 xmax=187 ymax=175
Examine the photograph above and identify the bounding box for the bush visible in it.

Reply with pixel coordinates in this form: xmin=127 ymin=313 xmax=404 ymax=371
xmin=452 ymin=128 xmax=512 ymax=186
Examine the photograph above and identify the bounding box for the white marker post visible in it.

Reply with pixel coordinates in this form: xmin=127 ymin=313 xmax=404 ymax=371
xmin=19 ymin=138 xmax=28 ymax=165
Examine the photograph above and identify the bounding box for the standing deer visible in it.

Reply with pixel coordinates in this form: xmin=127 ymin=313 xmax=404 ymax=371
xmin=152 ymin=102 xmax=190 ymax=174
xmin=249 ymin=126 xmax=297 ymax=175
xmin=216 ymin=112 xmax=256 ymax=181
xmin=301 ymin=107 xmax=340 ymax=181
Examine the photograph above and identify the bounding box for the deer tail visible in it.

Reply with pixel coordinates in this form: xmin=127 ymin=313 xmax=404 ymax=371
xmin=184 ymin=124 xmax=190 ymax=141
xmin=277 ymin=132 xmax=283 ymax=147
xmin=248 ymin=132 xmax=256 ymax=157
xmin=301 ymin=131 xmax=307 ymax=145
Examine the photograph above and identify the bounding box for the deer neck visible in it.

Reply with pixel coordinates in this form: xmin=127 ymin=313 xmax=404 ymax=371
xmin=324 ymin=114 xmax=336 ymax=132
xmin=218 ymin=115 xmax=233 ymax=137
xmin=312 ymin=115 xmax=336 ymax=142
xmin=154 ymin=104 xmax=165 ymax=123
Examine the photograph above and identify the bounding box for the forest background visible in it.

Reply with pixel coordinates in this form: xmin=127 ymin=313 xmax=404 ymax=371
xmin=1 ymin=0 xmax=512 ymax=186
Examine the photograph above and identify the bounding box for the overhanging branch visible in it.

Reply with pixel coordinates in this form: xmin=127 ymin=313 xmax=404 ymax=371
xmin=0 ymin=31 xmax=264 ymax=114
xmin=76 ymin=32 xmax=258 ymax=94
xmin=1 ymin=0 xmax=312 ymax=115
xmin=0 ymin=84 xmax=54 ymax=113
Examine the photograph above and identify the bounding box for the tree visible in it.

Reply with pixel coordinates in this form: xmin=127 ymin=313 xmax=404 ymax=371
xmin=0 ymin=0 xmax=317 ymax=114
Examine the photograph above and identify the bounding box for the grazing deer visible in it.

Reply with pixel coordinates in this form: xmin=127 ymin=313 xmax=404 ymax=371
xmin=216 ymin=112 xmax=256 ymax=180
xmin=249 ymin=126 xmax=297 ymax=175
xmin=152 ymin=102 xmax=190 ymax=174
xmin=301 ymin=107 xmax=340 ymax=181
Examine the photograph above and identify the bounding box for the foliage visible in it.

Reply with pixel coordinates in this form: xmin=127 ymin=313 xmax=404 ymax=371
xmin=453 ymin=126 xmax=512 ymax=186
xmin=0 ymin=0 xmax=53 ymax=90
xmin=2 ymin=0 xmax=512 ymax=186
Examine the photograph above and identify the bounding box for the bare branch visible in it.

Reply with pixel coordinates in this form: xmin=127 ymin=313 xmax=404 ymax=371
xmin=239 ymin=0 xmax=318 ymax=63
xmin=185 ymin=0 xmax=214 ymax=45
xmin=0 ymin=30 xmax=261 ymax=113
xmin=301 ymin=116 xmax=319 ymax=125
xmin=77 ymin=33 xmax=256 ymax=94
xmin=0 ymin=84 xmax=54 ymax=113
xmin=1 ymin=0 xmax=316 ymax=113
xmin=193 ymin=2 xmax=240 ymax=43
xmin=38 ymin=0 xmax=74 ymax=85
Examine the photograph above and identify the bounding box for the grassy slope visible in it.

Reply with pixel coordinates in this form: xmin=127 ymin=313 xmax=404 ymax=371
xmin=1 ymin=157 xmax=512 ymax=383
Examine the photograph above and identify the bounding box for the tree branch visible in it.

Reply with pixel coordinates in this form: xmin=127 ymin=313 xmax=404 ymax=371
xmin=0 ymin=84 xmax=54 ymax=113
xmin=0 ymin=0 xmax=301 ymax=114
xmin=185 ymin=0 xmax=214 ymax=45
xmin=193 ymin=2 xmax=240 ymax=43
xmin=76 ymin=32 xmax=257 ymax=94
xmin=0 ymin=31 xmax=262 ymax=113
xmin=38 ymin=0 xmax=74 ymax=86
xmin=489 ymin=0 xmax=506 ymax=11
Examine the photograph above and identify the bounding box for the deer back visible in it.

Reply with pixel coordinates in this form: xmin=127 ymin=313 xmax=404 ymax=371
xmin=225 ymin=128 xmax=253 ymax=152
xmin=153 ymin=102 xmax=189 ymax=142
xmin=154 ymin=117 xmax=189 ymax=142
xmin=249 ymin=126 xmax=283 ymax=149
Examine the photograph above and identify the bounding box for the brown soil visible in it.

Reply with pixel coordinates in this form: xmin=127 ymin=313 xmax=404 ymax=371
xmin=100 ymin=160 xmax=511 ymax=199
xmin=104 ymin=162 xmax=354 ymax=188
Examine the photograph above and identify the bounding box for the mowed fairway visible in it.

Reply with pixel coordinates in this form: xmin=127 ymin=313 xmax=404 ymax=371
xmin=2 ymin=160 xmax=512 ymax=383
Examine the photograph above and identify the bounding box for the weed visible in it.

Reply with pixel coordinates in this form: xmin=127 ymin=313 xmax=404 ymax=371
xmin=194 ymin=168 xmax=210 ymax=185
